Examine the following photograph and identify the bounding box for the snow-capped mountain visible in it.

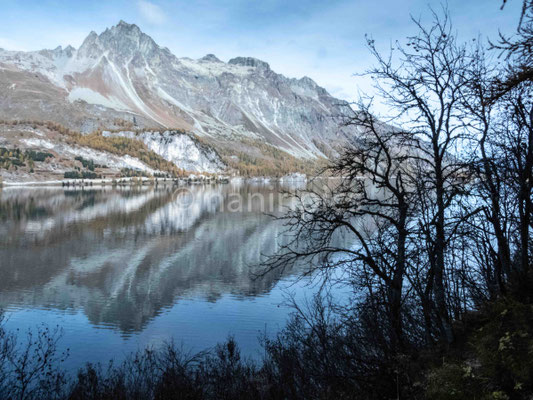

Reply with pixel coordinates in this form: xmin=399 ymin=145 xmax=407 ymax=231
xmin=0 ymin=20 xmax=357 ymax=166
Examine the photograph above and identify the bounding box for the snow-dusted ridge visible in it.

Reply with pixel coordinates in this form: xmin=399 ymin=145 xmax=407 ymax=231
xmin=0 ymin=20 xmax=359 ymax=167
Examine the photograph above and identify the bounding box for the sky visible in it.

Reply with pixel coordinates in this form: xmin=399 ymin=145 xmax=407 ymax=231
xmin=0 ymin=0 xmax=525 ymax=102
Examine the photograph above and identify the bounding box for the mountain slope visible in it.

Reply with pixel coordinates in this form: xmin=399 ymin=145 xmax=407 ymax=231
xmin=0 ymin=21 xmax=359 ymax=173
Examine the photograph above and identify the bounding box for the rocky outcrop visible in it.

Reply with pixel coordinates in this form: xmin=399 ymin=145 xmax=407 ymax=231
xmin=103 ymin=130 xmax=225 ymax=173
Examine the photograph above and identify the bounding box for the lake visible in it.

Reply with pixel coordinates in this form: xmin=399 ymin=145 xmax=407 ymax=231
xmin=0 ymin=181 xmax=320 ymax=371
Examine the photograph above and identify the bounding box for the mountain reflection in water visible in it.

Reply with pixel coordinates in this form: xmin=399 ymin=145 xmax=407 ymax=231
xmin=0 ymin=183 xmax=301 ymax=335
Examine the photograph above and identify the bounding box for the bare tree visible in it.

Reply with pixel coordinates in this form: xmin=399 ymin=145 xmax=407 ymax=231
xmin=261 ymin=8 xmax=485 ymax=350
xmin=460 ymin=46 xmax=512 ymax=296
xmin=498 ymin=86 xmax=533 ymax=287
xmin=0 ymin=316 xmax=68 ymax=400
xmin=491 ymin=0 xmax=533 ymax=98
xmin=364 ymin=10 xmax=473 ymax=344
xmin=463 ymin=2 xmax=532 ymax=297
xmin=260 ymin=97 xmax=424 ymax=353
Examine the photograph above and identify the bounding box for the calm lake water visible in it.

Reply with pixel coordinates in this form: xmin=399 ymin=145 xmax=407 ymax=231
xmin=0 ymin=181 xmax=321 ymax=371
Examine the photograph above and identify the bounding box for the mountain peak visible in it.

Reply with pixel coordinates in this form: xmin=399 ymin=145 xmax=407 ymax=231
xmin=83 ymin=31 xmax=98 ymax=44
xmin=299 ymin=76 xmax=319 ymax=88
xmin=117 ymin=19 xmax=133 ymax=27
xmin=78 ymin=21 xmax=159 ymax=61
xmin=228 ymin=57 xmax=270 ymax=71
xmin=113 ymin=20 xmax=142 ymax=35
xmin=200 ymin=54 xmax=222 ymax=63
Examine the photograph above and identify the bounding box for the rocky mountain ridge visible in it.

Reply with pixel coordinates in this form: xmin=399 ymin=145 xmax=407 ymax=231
xmin=0 ymin=20 xmax=359 ymax=175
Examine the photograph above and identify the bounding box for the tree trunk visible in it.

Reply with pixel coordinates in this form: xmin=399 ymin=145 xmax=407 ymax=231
xmin=389 ymin=207 xmax=408 ymax=350
xmin=434 ymin=154 xmax=454 ymax=345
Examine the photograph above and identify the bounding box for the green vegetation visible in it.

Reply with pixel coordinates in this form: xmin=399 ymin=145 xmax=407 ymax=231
xmin=425 ymin=296 xmax=533 ymax=399
xmin=0 ymin=147 xmax=54 ymax=172
xmin=153 ymin=172 xmax=172 ymax=178
xmin=74 ymin=156 xmax=99 ymax=171
xmin=63 ymin=171 xmax=99 ymax=179
xmin=26 ymin=150 xmax=54 ymax=162
xmin=120 ymin=168 xmax=150 ymax=178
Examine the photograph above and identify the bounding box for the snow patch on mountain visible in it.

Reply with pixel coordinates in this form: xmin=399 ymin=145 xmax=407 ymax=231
xmin=102 ymin=130 xmax=225 ymax=173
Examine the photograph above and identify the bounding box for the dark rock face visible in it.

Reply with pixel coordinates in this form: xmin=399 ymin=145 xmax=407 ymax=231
xmin=228 ymin=57 xmax=271 ymax=70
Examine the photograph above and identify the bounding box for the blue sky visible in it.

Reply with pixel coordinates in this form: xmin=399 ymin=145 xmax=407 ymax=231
xmin=0 ymin=0 xmax=524 ymax=101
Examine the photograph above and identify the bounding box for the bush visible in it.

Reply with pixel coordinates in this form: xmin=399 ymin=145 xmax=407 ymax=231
xmin=74 ymin=156 xmax=95 ymax=171
xmin=63 ymin=171 xmax=99 ymax=180
xmin=471 ymin=299 xmax=533 ymax=397
xmin=426 ymin=363 xmax=484 ymax=400
xmin=64 ymin=171 xmax=81 ymax=179
xmin=0 ymin=292 xmax=532 ymax=399
xmin=26 ymin=150 xmax=54 ymax=162
xmin=0 ymin=316 xmax=68 ymax=400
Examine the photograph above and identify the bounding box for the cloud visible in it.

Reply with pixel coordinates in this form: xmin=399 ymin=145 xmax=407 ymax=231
xmin=137 ymin=0 xmax=167 ymax=25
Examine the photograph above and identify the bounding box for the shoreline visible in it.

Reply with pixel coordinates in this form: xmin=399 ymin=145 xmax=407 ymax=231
xmin=0 ymin=176 xmax=227 ymax=188
xmin=0 ymin=172 xmax=308 ymax=188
